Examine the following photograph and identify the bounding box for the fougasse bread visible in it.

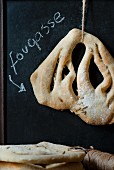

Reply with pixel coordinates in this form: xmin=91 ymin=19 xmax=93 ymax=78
xmin=0 ymin=142 xmax=85 ymax=164
xmin=30 ymin=28 xmax=114 ymax=125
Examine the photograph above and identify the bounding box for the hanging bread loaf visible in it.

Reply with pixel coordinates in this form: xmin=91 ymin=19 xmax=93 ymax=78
xmin=30 ymin=28 xmax=114 ymax=125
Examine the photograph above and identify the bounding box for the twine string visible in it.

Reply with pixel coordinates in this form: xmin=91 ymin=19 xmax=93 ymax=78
xmin=82 ymin=0 xmax=86 ymax=42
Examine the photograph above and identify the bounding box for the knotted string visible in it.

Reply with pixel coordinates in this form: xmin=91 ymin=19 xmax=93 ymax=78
xmin=81 ymin=0 xmax=86 ymax=42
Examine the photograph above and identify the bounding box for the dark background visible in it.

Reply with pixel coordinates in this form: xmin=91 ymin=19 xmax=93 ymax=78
xmin=5 ymin=0 xmax=114 ymax=153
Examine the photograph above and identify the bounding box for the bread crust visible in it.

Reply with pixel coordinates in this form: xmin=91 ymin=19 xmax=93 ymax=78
xmin=0 ymin=142 xmax=85 ymax=164
xmin=30 ymin=28 xmax=114 ymax=125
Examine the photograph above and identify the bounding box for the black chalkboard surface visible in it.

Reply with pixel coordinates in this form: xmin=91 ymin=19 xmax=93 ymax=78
xmin=5 ymin=0 xmax=114 ymax=153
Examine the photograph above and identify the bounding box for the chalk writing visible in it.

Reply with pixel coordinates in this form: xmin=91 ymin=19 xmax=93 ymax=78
xmin=9 ymin=11 xmax=65 ymax=93
xmin=9 ymin=12 xmax=65 ymax=76
xmin=9 ymin=75 xmax=26 ymax=93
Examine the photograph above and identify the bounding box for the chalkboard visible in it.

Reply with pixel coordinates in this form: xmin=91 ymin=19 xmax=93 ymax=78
xmin=5 ymin=0 xmax=114 ymax=153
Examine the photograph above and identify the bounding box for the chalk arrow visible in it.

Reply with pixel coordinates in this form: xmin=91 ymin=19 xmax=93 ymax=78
xmin=9 ymin=75 xmax=26 ymax=93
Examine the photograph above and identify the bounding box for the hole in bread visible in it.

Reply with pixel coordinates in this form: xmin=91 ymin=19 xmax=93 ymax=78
xmin=50 ymin=58 xmax=59 ymax=91
xmin=72 ymin=43 xmax=86 ymax=95
xmin=89 ymin=57 xmax=103 ymax=89
xmin=62 ymin=66 xmax=70 ymax=79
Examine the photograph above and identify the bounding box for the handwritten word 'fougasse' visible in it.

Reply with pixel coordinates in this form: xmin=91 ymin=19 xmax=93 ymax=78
xmin=9 ymin=12 xmax=65 ymax=75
